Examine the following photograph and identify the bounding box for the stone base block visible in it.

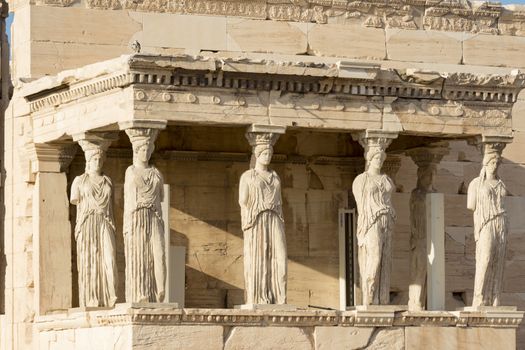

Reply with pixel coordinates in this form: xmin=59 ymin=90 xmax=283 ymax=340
xmin=458 ymin=306 xmax=518 ymax=312
xmin=234 ymin=303 xmax=299 ymax=311
xmin=406 ymin=327 xmax=516 ymax=350
xmin=349 ymin=305 xmax=408 ymax=312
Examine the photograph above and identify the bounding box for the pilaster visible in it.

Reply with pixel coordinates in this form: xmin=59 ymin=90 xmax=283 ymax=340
xmin=27 ymin=141 xmax=77 ymax=315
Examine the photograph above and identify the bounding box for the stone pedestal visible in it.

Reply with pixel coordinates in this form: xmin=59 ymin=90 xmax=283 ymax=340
xmin=34 ymin=307 xmax=523 ymax=349
xmin=234 ymin=304 xmax=299 ymax=311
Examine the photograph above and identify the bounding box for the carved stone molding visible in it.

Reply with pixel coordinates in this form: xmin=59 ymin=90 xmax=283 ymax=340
xmin=34 ymin=306 xmax=525 ymax=331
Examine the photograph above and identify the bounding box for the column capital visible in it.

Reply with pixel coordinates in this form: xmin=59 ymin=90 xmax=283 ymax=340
xmin=72 ymin=131 xmax=119 ymax=144
xmin=351 ymin=129 xmax=398 ymax=149
xmin=246 ymin=124 xmax=286 ymax=135
xmin=25 ymin=142 xmax=77 ymax=174
xmin=118 ymin=119 xmax=167 ymax=131
xmin=245 ymin=124 xmax=286 ymax=148
xmin=74 ymin=132 xmax=118 ymax=162
xmin=468 ymin=135 xmax=512 ymax=158
xmin=406 ymin=142 xmax=450 ymax=168
xmin=481 ymin=135 xmax=513 ymax=144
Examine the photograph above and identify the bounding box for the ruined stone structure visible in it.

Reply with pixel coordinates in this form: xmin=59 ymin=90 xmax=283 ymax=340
xmin=3 ymin=0 xmax=525 ymax=349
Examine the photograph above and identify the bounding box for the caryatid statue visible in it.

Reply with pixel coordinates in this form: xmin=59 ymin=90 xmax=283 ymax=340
xmin=352 ymin=131 xmax=397 ymax=305
xmin=124 ymin=128 xmax=166 ymax=303
xmin=70 ymin=136 xmax=118 ymax=308
xmin=467 ymin=140 xmax=509 ymax=308
xmin=406 ymin=144 xmax=448 ymax=311
xmin=239 ymin=125 xmax=287 ymax=305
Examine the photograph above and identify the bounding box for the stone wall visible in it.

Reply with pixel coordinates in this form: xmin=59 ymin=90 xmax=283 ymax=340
xmin=10 ymin=3 xmax=525 ymax=80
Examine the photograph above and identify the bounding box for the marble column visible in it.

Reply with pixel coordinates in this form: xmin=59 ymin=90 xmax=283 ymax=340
xmin=71 ymin=132 xmax=118 ymax=308
xmin=26 ymin=142 xmax=77 ymax=314
xmin=406 ymin=144 xmax=448 ymax=311
xmin=467 ymin=136 xmax=512 ymax=308
xmin=120 ymin=120 xmax=167 ymax=303
xmin=239 ymin=124 xmax=287 ymax=306
xmin=351 ymin=130 xmax=398 ymax=306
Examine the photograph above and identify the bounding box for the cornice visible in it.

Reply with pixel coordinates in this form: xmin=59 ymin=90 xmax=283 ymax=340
xmin=27 ymin=73 xmax=132 ymax=113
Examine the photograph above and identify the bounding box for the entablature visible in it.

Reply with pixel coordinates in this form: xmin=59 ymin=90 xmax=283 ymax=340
xmin=19 ymin=53 xmax=525 ymax=144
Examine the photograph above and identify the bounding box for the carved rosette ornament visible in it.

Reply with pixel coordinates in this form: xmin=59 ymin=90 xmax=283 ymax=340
xmin=352 ymin=130 xmax=398 ymax=306
xmin=406 ymin=143 xmax=449 ymax=311
xmin=71 ymin=134 xmax=118 ymax=308
xmin=123 ymin=127 xmax=166 ymax=303
xmin=467 ymin=137 xmax=511 ymax=308
xmin=239 ymin=125 xmax=287 ymax=305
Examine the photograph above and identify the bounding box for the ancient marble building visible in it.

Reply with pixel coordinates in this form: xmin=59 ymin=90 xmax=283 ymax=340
xmin=3 ymin=0 xmax=525 ymax=349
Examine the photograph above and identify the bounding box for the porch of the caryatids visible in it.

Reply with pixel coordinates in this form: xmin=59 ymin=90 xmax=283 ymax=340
xmin=351 ymin=130 xmax=398 ymax=306
xmin=406 ymin=143 xmax=449 ymax=311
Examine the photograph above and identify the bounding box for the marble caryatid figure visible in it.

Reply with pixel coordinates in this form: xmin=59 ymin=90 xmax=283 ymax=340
xmin=239 ymin=129 xmax=287 ymax=305
xmin=352 ymin=133 xmax=396 ymax=305
xmin=124 ymin=128 xmax=166 ymax=303
xmin=467 ymin=142 xmax=508 ymax=308
xmin=406 ymin=145 xmax=448 ymax=311
xmin=70 ymin=138 xmax=118 ymax=308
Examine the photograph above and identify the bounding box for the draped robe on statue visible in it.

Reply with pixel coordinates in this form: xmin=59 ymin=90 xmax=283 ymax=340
xmin=469 ymin=177 xmax=508 ymax=307
xmin=240 ymin=169 xmax=287 ymax=305
xmin=124 ymin=165 xmax=166 ymax=303
xmin=71 ymin=173 xmax=118 ymax=307
xmin=353 ymin=173 xmax=396 ymax=305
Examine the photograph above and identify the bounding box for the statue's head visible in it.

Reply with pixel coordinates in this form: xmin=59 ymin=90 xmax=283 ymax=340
xmin=416 ymin=164 xmax=436 ymax=191
xmin=85 ymin=149 xmax=105 ymax=173
xmin=254 ymin=144 xmax=273 ymax=166
xmin=479 ymin=142 xmax=505 ymax=180
xmin=246 ymin=130 xmax=280 ymax=169
xmin=126 ymin=128 xmax=159 ymax=164
xmin=78 ymin=139 xmax=109 ymax=174
xmin=366 ymin=147 xmax=386 ymax=172
xmin=132 ymin=140 xmax=154 ymax=163
xmin=483 ymin=153 xmax=500 ymax=177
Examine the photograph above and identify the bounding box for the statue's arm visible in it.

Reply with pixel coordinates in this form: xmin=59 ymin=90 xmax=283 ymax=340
xmin=352 ymin=175 xmax=363 ymax=210
xmin=70 ymin=176 xmax=81 ymax=205
xmin=239 ymin=173 xmax=249 ymax=209
xmin=467 ymin=178 xmax=478 ymax=211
